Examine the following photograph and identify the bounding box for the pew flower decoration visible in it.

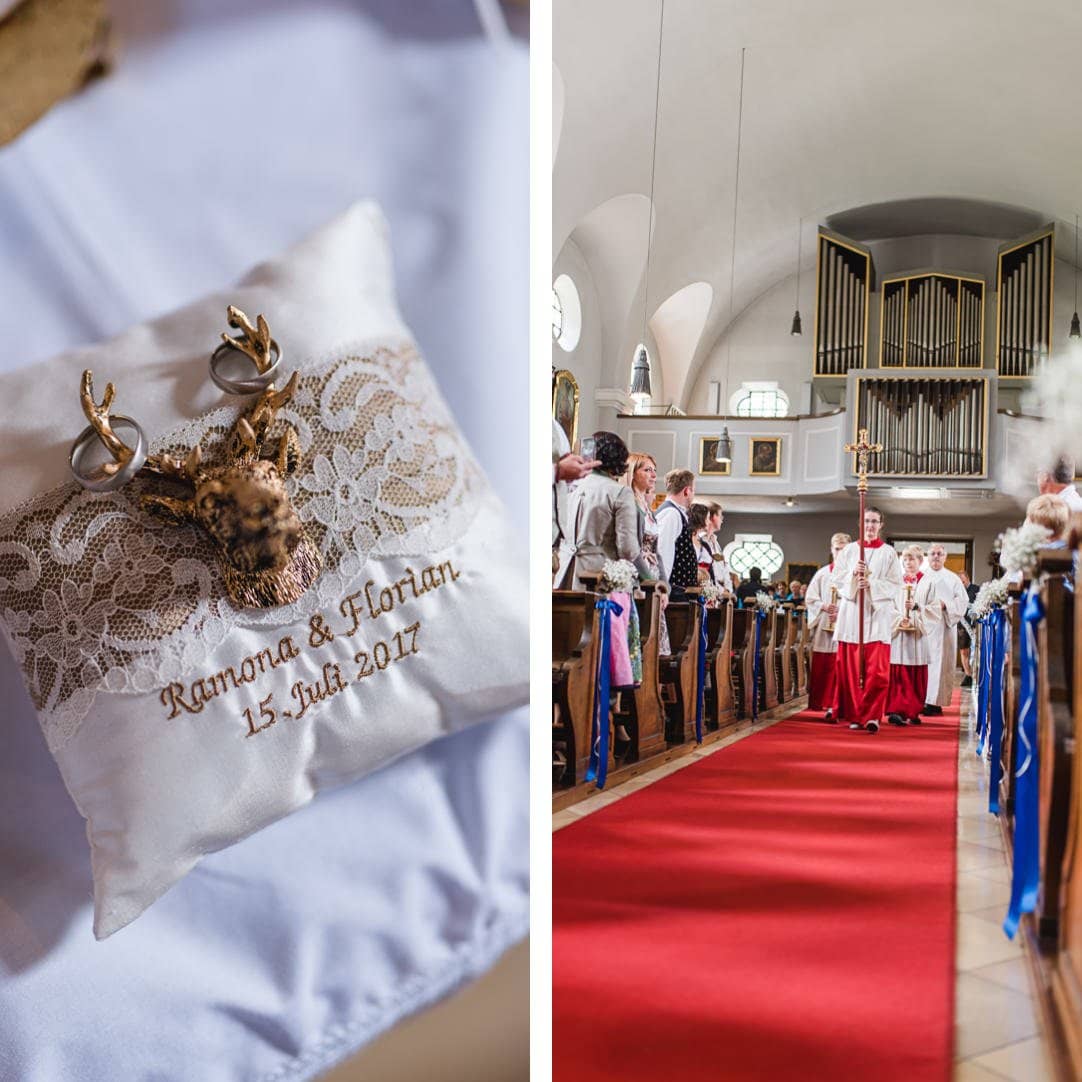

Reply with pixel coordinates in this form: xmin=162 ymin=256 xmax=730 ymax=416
xmin=997 ymin=521 xmax=1052 ymax=578
xmin=753 ymin=591 xmax=776 ymax=612
xmin=700 ymin=582 xmax=725 ymax=605
xmin=599 ymin=559 xmax=638 ymax=594
xmin=971 ymin=576 xmax=1011 ymax=619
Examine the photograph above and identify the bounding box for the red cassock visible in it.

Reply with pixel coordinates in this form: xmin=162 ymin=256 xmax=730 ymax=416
xmin=808 ymin=651 xmax=837 ymax=711
xmin=834 ymin=641 xmax=891 ymax=725
xmin=886 ymin=663 xmax=928 ymax=719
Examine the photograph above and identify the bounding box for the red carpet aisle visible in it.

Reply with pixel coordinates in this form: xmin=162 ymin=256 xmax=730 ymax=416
xmin=553 ymin=693 xmax=961 ymax=1082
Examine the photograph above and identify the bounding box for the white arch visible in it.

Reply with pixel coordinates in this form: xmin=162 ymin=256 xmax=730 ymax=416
xmin=648 ymin=282 xmax=714 ymax=410
xmin=553 ymin=62 xmax=565 ymax=168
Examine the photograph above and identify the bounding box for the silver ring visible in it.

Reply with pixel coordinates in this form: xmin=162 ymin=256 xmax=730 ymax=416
xmin=69 ymin=416 xmax=148 ymax=492
xmin=209 ymin=338 xmax=282 ymax=395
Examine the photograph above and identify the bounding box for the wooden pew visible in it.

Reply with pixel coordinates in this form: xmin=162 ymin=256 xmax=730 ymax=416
xmin=712 ymin=601 xmax=736 ymax=731
xmin=761 ymin=609 xmax=779 ymax=712
xmin=793 ymin=607 xmax=807 ymax=697
xmin=1000 ymin=589 xmax=1023 ymax=822
xmin=1047 ymin=527 xmax=1082 ymax=1077
xmin=1036 ymin=549 xmax=1074 ymax=945
xmin=659 ymin=599 xmax=702 ymax=745
xmin=628 ymin=582 xmax=667 ymax=764
xmin=779 ymin=606 xmax=797 ymax=702
xmin=729 ymin=607 xmax=754 ymax=719
xmin=552 ymin=588 xmax=600 ymax=788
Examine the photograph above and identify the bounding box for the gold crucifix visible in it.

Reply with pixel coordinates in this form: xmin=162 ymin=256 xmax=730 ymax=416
xmin=844 ymin=427 xmax=883 ymax=494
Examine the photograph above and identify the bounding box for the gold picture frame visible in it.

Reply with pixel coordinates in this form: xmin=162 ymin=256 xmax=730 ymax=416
xmin=750 ymin=437 xmax=782 ymax=476
xmin=551 ymin=369 xmax=579 ymax=450
xmin=698 ymin=437 xmax=732 ymax=476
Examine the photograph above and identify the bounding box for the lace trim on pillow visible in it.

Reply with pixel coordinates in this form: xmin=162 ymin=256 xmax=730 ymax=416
xmin=0 ymin=339 xmax=484 ymax=751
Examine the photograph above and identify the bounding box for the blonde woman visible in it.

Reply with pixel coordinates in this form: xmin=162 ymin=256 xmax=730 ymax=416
xmin=624 ymin=452 xmax=663 ymax=583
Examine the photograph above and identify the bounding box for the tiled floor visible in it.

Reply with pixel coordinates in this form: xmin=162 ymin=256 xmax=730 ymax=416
xmin=553 ymin=693 xmax=1059 ymax=1081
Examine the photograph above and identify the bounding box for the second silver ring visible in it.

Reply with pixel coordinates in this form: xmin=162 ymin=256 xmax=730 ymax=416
xmin=209 ymin=338 xmax=283 ymax=395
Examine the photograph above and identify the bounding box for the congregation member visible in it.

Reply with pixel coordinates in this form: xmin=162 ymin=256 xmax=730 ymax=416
xmin=921 ymin=544 xmax=970 ymax=716
xmin=700 ymin=502 xmax=733 ymax=596
xmin=551 ymin=417 xmax=599 ymax=579
xmin=1025 ymin=492 xmax=1069 ymax=544
xmin=736 ymin=567 xmax=765 ymax=606
xmin=689 ymin=503 xmax=717 ymax=588
xmin=1036 ymin=456 xmax=1082 ymax=513
xmin=557 ymin=431 xmax=646 ymax=589
xmin=831 ymin=507 xmax=902 ymax=733
xmin=624 ymin=452 xmax=666 ymax=583
xmin=655 ymin=468 xmax=697 ymax=598
xmin=804 ymin=532 xmax=850 ymax=721
xmin=886 ymin=545 xmax=936 ymax=727
xmin=957 ymin=570 xmax=979 ymax=688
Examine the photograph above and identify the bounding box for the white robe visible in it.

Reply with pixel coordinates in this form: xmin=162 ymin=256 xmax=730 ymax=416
xmin=922 ymin=565 xmax=970 ymax=705
xmin=889 ymin=574 xmax=937 ymax=665
xmin=830 ymin=541 xmax=903 ymax=646
xmin=804 ymin=563 xmax=839 ymax=654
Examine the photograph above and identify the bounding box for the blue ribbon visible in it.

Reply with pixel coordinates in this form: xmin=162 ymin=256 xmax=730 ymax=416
xmin=585 ymin=597 xmax=623 ymax=789
xmin=695 ymin=594 xmax=707 ymax=743
xmin=986 ymin=607 xmax=1008 ymax=814
xmin=751 ymin=609 xmax=766 ymax=721
xmin=1004 ymin=585 xmax=1043 ymax=939
xmin=975 ymin=614 xmax=992 ymax=755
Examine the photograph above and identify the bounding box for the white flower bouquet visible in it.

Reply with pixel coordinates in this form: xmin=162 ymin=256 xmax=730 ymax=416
xmin=997 ymin=520 xmax=1052 ymax=577
xmin=700 ymin=582 xmax=724 ymax=605
xmin=753 ymin=591 xmax=776 ymax=612
xmin=971 ymin=576 xmax=1011 ymax=619
xmin=599 ymin=559 xmax=638 ymax=594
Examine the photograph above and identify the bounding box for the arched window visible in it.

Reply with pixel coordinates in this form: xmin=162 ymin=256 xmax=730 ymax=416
xmin=729 ymin=381 xmax=790 ymax=418
xmin=552 ymin=274 xmax=582 ymax=352
xmin=723 ymin=534 xmax=785 ymax=578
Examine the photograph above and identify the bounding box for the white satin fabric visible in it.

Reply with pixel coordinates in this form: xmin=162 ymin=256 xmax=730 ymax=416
xmin=0 ymin=2 xmax=527 ymax=1077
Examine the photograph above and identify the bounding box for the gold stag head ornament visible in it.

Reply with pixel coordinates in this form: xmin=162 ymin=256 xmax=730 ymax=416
xmin=76 ymin=310 xmax=322 ymax=609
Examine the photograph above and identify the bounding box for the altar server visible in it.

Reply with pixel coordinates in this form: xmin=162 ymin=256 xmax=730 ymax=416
xmin=831 ymin=507 xmax=903 ymax=733
xmin=921 ymin=544 xmax=969 ymax=715
xmin=886 ymin=546 xmax=936 ymax=726
xmin=804 ymin=531 xmax=850 ymax=720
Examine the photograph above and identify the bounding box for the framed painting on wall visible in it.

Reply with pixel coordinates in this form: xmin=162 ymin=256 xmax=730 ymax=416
xmin=699 ymin=437 xmax=732 ymax=476
xmin=785 ymin=562 xmax=819 ymax=587
xmin=750 ymin=437 xmax=782 ymax=476
xmin=551 ymin=369 xmax=579 ymax=450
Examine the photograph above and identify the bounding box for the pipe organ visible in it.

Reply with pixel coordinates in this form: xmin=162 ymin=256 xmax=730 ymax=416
xmin=814 ymin=231 xmax=872 ymax=377
xmin=854 ymin=377 xmax=987 ymax=478
xmin=996 ymin=227 xmax=1054 ymax=377
xmin=879 ymin=274 xmax=984 ymax=368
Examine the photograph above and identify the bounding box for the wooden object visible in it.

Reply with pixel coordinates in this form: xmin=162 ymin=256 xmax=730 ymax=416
xmin=0 ymin=0 xmax=111 ymax=146
xmin=552 ymin=588 xmax=600 ymax=788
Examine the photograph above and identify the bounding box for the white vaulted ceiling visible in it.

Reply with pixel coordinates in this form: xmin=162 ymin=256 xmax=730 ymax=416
xmin=554 ymin=0 xmax=1082 ymax=410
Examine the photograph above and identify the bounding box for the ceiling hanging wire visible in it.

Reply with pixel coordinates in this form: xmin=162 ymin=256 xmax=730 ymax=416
xmin=790 ymin=217 xmax=804 ymax=336
xmin=1071 ymin=213 xmax=1081 ymax=338
xmin=716 ymin=45 xmax=747 ymax=463
xmin=631 ymin=0 xmax=667 ymax=410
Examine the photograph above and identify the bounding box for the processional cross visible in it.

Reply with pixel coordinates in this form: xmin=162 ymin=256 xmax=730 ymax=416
xmin=843 ymin=427 xmax=884 ymax=687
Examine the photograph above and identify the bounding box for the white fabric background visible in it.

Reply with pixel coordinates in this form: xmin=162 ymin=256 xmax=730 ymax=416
xmin=0 ymin=2 xmax=527 ymax=1079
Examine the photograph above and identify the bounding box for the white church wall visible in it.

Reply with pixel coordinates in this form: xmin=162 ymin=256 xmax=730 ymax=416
xmin=552 ymin=238 xmax=604 ymax=441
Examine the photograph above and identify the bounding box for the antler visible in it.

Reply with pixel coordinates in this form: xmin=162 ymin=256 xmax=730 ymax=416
xmin=222 ymin=305 xmax=275 ymax=373
xmin=80 ymin=370 xmax=136 ymax=476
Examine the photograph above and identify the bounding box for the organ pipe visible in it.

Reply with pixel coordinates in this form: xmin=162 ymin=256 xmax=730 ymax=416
xmin=855 ymin=377 xmax=986 ymax=478
xmin=997 ymin=229 xmax=1053 ymax=377
xmin=814 ymin=232 xmax=871 ymax=376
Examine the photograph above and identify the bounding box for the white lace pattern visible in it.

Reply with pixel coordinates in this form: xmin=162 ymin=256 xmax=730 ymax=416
xmin=0 ymin=340 xmax=484 ymax=751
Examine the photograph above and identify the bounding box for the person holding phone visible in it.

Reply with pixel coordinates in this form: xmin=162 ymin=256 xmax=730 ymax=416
xmin=556 ymin=431 xmax=648 ymax=589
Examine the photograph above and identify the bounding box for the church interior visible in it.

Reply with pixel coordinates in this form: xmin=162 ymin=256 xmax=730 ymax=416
xmin=551 ymin=3 xmax=1082 ymax=1079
